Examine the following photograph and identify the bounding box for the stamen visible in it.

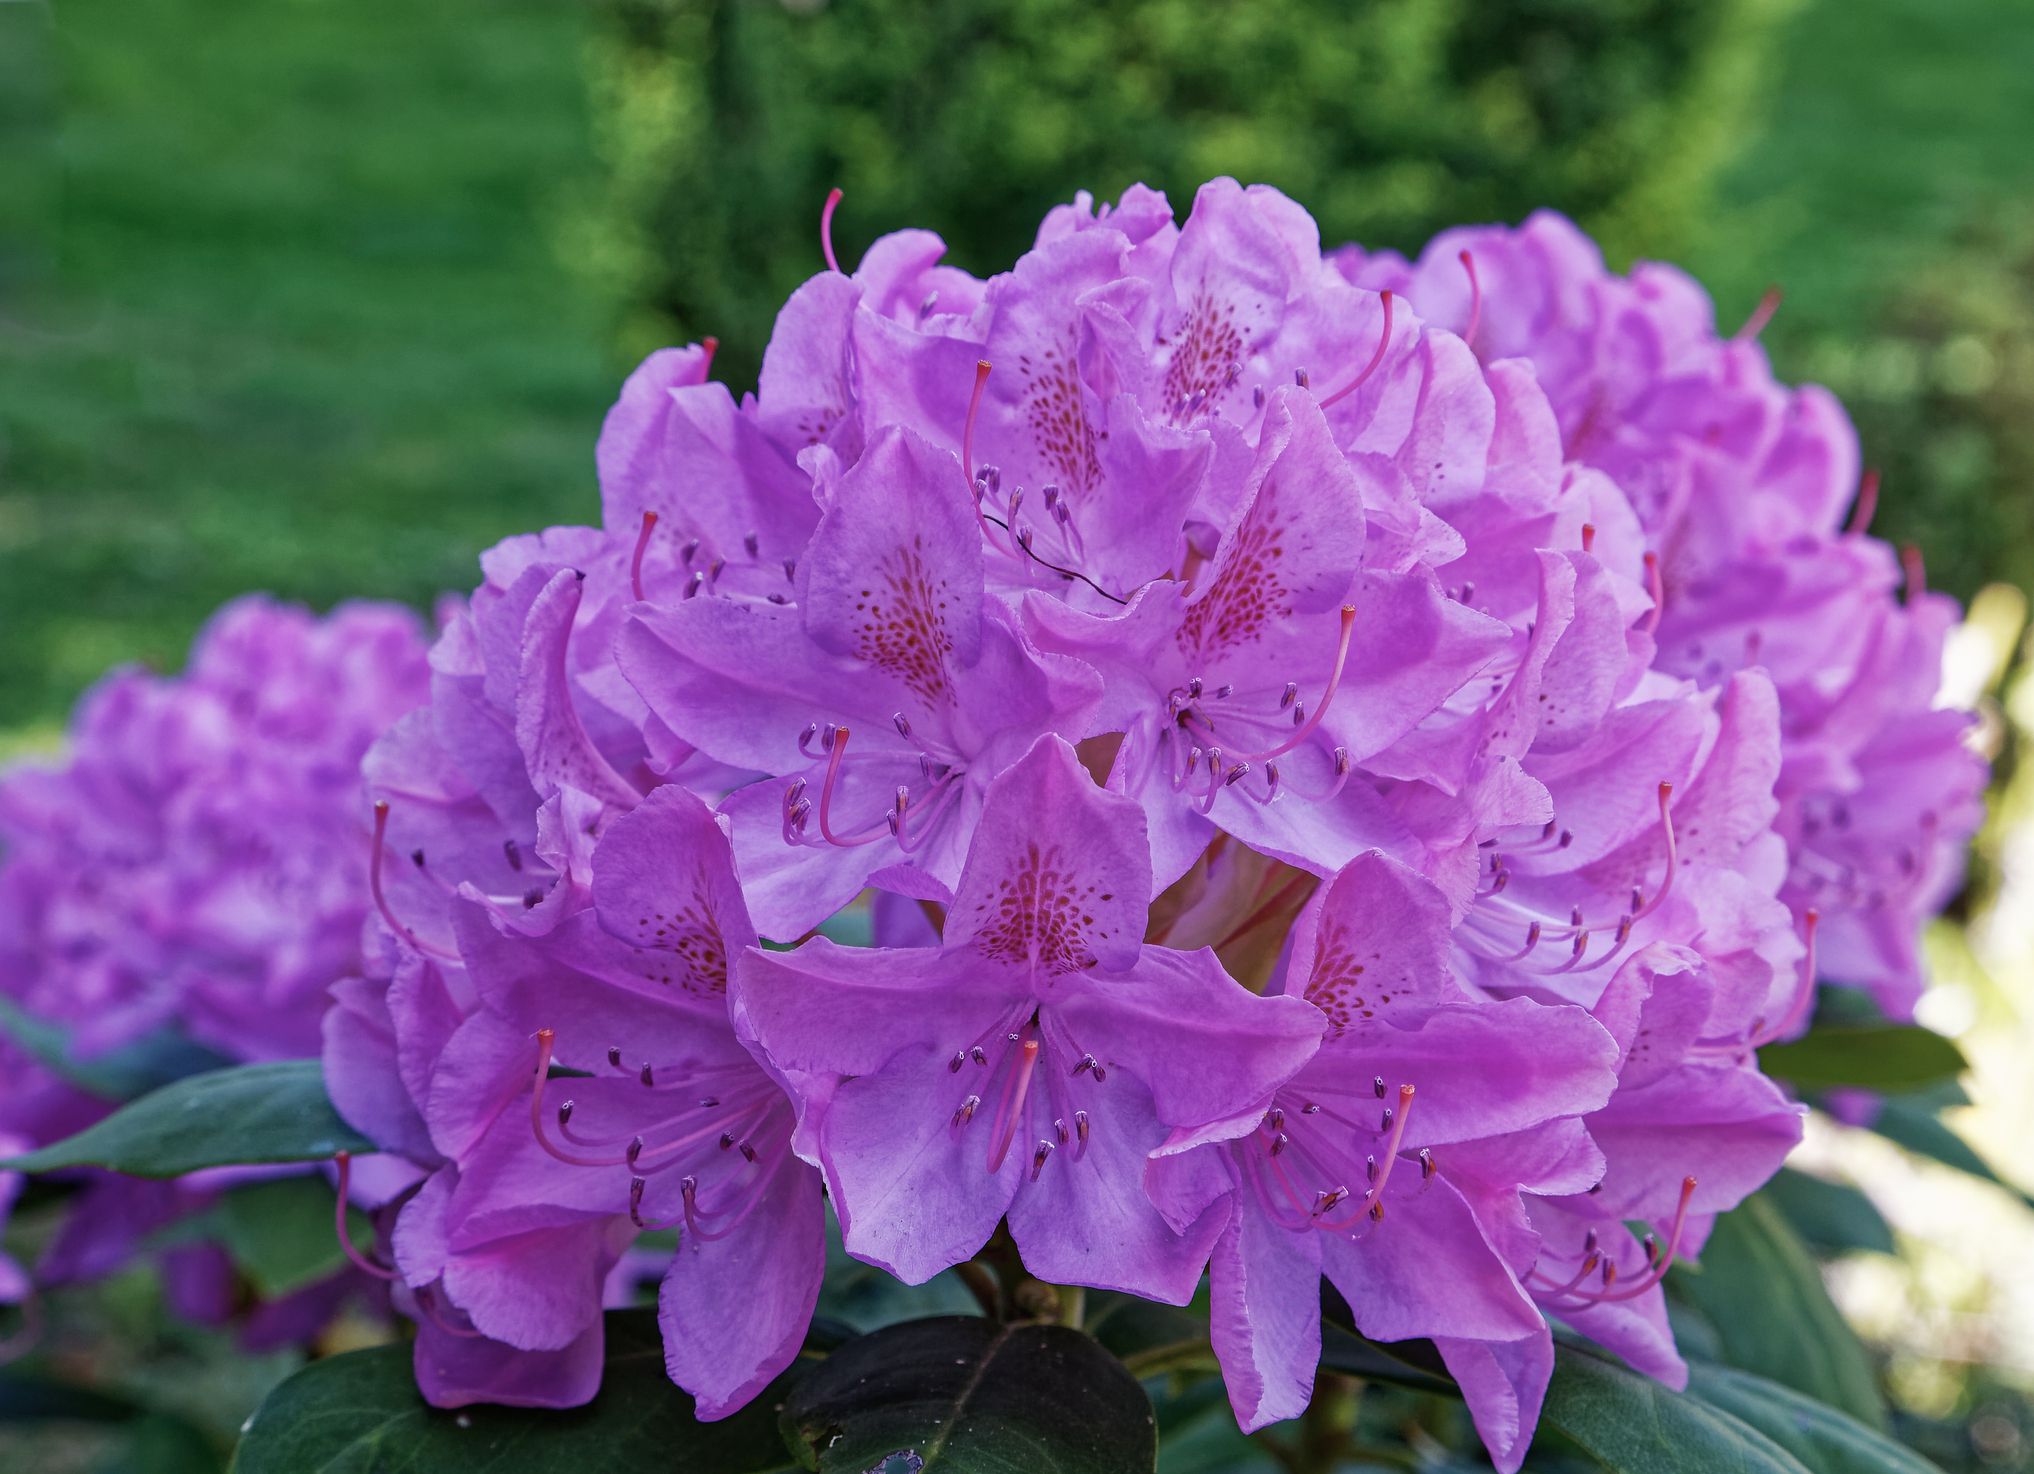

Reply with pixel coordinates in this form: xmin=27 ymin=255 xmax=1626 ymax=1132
xmin=1760 ymin=908 xmax=1821 ymax=1045
xmin=1901 ymin=544 xmax=1927 ymax=603
xmin=819 ymin=187 xmax=843 ymax=274
xmin=964 ymin=360 xmax=991 ymax=487
xmin=813 ymin=727 xmax=885 ymax=848
xmin=985 ymin=1037 xmax=1042 ymax=1174
xmin=1570 ymin=1176 xmax=1698 ymax=1304
xmin=1736 ymin=285 xmax=1781 ymax=341
xmin=369 ymin=801 xmax=460 ymax=963
xmin=1319 ymin=291 xmax=1394 ymax=408
xmin=1030 ymin=1139 xmax=1055 ymax=1181
xmin=1458 ymin=249 xmax=1482 ymax=351
xmin=1642 ymin=551 xmax=1663 ymax=635
xmin=1847 ymin=468 xmax=1880 ymax=536
xmin=331 ymin=1152 xmax=399 ymax=1281
xmin=528 ymin=1029 xmax=635 ymax=1168
xmin=701 ymin=336 xmax=718 ymax=372
xmin=1629 ymin=782 xmax=1679 ymax=921
xmin=1231 ymin=604 xmax=1357 ymax=762
xmin=1581 ymin=522 xmax=1596 ymax=554
xmin=630 ymin=511 xmax=658 ymax=602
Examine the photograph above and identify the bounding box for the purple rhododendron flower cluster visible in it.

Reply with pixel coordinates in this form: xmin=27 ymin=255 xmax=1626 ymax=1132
xmin=0 ymin=596 xmax=431 ymax=1329
xmin=312 ymin=181 xmax=1982 ymax=1470
xmin=1336 ymin=216 xmax=1989 ymax=1020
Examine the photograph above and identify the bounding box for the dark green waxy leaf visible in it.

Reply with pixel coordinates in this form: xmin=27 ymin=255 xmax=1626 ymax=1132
xmin=231 ymin=1308 xmax=797 ymax=1473
xmin=1689 ymin=1364 xmax=1946 ymax=1474
xmin=1673 ymin=1196 xmax=1885 ymax=1428
xmin=2 ymin=1061 xmax=372 ymax=1178
xmin=1543 ymin=1343 xmax=1814 ymax=1474
xmin=146 ymin=1176 xmax=369 ymax=1297
xmin=0 ymin=996 xmax=230 ymax=1101
xmin=1086 ymin=1290 xmax=1210 ymax=1379
xmin=1764 ymin=1169 xmax=1897 ymax=1258
xmin=1317 ymin=1325 xmax=1457 ymax=1396
xmin=816 ymin=1228 xmax=982 ymax=1335
xmin=779 ymin=1316 xmax=1155 ymax=1473
xmin=1760 ymin=1024 xmax=1965 ymax=1093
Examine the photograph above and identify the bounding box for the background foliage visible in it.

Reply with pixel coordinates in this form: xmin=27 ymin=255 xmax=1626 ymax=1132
xmin=4 ymin=0 xmax=2034 ymax=1469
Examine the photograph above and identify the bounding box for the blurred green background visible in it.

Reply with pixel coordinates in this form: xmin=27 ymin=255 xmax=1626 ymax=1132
xmin=6 ymin=0 xmax=2034 ymax=734
xmin=3 ymin=1 xmax=2034 ymax=1465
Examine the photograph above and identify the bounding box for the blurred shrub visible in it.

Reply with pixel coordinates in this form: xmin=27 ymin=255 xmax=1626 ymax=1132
xmin=1782 ymin=207 xmax=2034 ymax=606
xmin=580 ymin=0 xmax=1791 ymax=386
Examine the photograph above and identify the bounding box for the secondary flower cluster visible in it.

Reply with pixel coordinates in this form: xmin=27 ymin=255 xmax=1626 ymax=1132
xmin=315 ymin=181 xmax=1980 ymax=1469
xmin=0 ymin=596 xmax=431 ymax=1333
xmin=1336 ymin=217 xmax=1988 ymax=1018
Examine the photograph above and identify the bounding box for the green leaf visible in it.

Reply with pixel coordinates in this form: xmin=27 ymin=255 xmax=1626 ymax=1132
xmin=815 ymin=1226 xmax=983 ymax=1335
xmin=1317 ymin=1325 xmax=1457 ymax=1396
xmin=1866 ymin=1097 xmax=2034 ymax=1209
xmin=779 ymin=1316 xmax=1156 ymax=1473
xmin=2 ymin=1061 xmax=373 ymax=1178
xmin=230 ymin=1308 xmax=797 ymax=1473
xmin=0 ymin=996 xmax=230 ymax=1101
xmin=1759 ymin=1025 xmax=1965 ymax=1093
xmin=147 ymin=1176 xmax=368 ymax=1298
xmin=1763 ymin=1169 xmax=1896 ymax=1258
xmin=1542 ymin=1343 xmax=1815 ymax=1474
xmin=1688 ymin=1365 xmax=1946 ymax=1474
xmin=1672 ymin=1195 xmax=1885 ymax=1428
xmin=1086 ymin=1290 xmax=1211 ymax=1379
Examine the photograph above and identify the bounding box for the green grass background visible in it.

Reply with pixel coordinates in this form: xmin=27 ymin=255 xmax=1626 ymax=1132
xmin=3 ymin=0 xmax=2031 ymax=736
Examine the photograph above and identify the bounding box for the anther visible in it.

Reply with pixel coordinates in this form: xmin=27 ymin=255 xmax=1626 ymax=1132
xmin=1030 ymin=1139 xmax=1055 ymax=1181
xmin=503 ymin=838 xmax=522 ymax=871
xmin=1293 ymin=368 xmax=1310 ymax=389
xmin=608 ymin=1046 xmax=623 ymax=1068
xmin=640 ymin=1063 xmax=655 ymax=1087
xmin=1373 ymin=1076 xmax=1386 ymax=1099
xmin=1581 ymin=522 xmax=1596 ymax=553
xmin=1419 ymin=1148 xmax=1435 ymax=1181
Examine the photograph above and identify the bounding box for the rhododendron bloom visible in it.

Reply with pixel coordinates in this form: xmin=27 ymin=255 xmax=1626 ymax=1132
xmin=738 ymin=736 xmax=1323 ymax=1296
xmin=1152 ymin=852 xmax=1619 ymax=1471
xmin=1333 ymin=213 xmax=1984 ymax=1018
